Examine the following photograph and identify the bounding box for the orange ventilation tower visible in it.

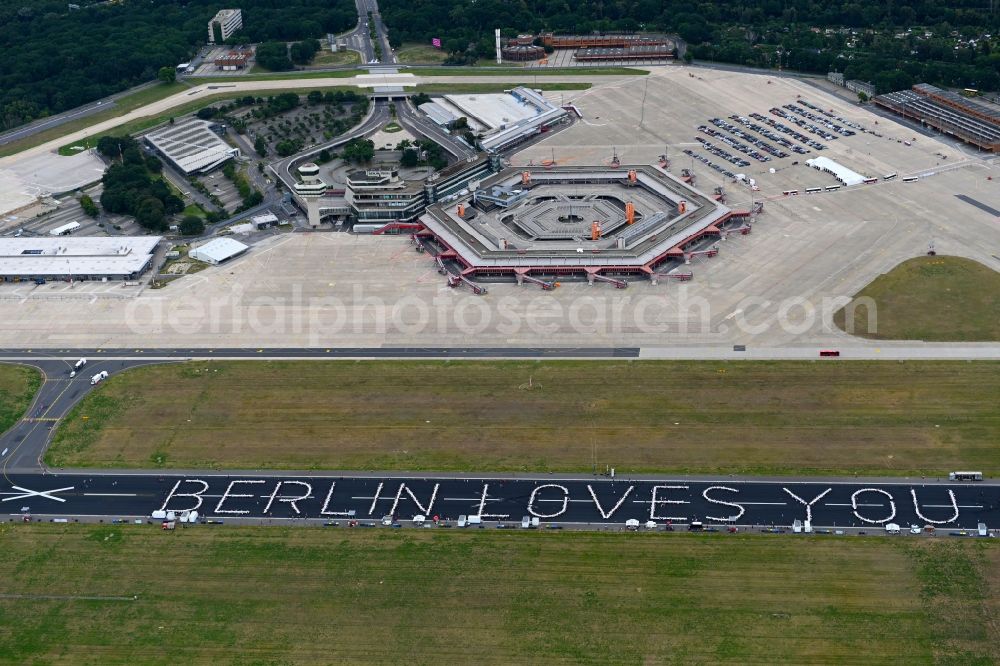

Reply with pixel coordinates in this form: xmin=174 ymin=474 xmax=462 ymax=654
xmin=457 ymin=204 xmax=465 ymax=217
xmin=522 ymin=171 xmax=531 ymax=186
xmin=591 ymin=221 xmax=602 ymax=240
xmin=677 ymin=200 xmax=687 ymax=214
xmin=625 ymin=202 xmax=635 ymax=225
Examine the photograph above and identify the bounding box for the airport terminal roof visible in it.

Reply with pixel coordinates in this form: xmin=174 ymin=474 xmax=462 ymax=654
xmin=0 ymin=236 xmax=161 ymax=277
xmin=444 ymin=91 xmax=541 ymax=130
xmin=418 ymin=101 xmax=459 ymax=126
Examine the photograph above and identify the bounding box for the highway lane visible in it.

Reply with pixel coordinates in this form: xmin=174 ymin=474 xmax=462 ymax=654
xmin=4 ymin=472 xmax=998 ymax=531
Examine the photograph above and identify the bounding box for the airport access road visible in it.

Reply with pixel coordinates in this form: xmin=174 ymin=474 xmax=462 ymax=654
xmin=0 ymin=358 xmax=172 ymax=478
xmin=3 ymin=472 xmax=998 ymax=532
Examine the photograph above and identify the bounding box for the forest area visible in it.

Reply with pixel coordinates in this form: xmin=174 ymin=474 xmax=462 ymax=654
xmin=379 ymin=0 xmax=1000 ymax=93
xmin=0 ymin=0 xmax=355 ymax=131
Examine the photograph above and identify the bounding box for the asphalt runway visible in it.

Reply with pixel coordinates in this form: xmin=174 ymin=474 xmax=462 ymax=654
xmin=0 ymin=347 xmax=640 ymax=361
xmin=3 ymin=473 xmax=997 ymax=530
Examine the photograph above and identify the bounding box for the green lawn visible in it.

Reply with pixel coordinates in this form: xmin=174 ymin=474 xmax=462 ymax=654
xmin=0 ymin=524 xmax=995 ymax=664
xmin=835 ymin=255 xmax=1000 ymax=341
xmin=395 ymin=42 xmax=449 ymax=64
xmin=2 ymin=82 xmax=188 ymax=158
xmin=309 ymin=49 xmax=361 ymax=67
xmin=45 ymin=360 xmax=1000 ymax=476
xmin=181 ymin=204 xmax=204 ymax=219
xmin=0 ymin=364 xmax=41 ymax=435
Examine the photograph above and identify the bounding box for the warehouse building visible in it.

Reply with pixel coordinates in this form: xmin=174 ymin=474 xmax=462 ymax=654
xmin=145 ymin=119 xmax=240 ymax=175
xmin=0 ymin=237 xmax=161 ymax=282
xmin=215 ymin=49 xmax=252 ymax=70
xmin=189 ymin=237 xmax=249 ymax=265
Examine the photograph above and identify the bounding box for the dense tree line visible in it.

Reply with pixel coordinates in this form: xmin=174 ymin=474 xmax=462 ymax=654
xmin=379 ymin=0 xmax=1000 ymax=91
xmin=0 ymin=0 xmax=355 ymax=130
xmin=97 ymin=136 xmax=183 ymax=232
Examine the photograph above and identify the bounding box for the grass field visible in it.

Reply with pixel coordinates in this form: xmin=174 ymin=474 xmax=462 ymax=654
xmin=0 ymin=524 xmax=995 ymax=664
xmin=395 ymin=43 xmax=449 ymax=64
xmin=0 ymin=364 xmax=41 ymax=435
xmin=46 ymin=360 xmax=1000 ymax=476
xmin=309 ymin=49 xmax=361 ymax=67
xmin=835 ymin=255 xmax=1000 ymax=341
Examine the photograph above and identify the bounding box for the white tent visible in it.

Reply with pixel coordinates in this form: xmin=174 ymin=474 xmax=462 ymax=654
xmin=189 ymin=237 xmax=248 ymax=265
xmin=805 ymin=156 xmax=867 ymax=186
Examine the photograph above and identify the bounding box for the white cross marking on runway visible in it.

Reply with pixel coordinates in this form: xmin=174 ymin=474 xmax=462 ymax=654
xmin=1 ymin=485 xmax=75 ymax=503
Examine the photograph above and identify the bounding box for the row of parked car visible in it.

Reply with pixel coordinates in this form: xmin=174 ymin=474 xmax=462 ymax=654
xmin=694 ymin=137 xmax=751 ymax=168
xmin=751 ymin=112 xmax=827 ymax=150
xmin=783 ymin=103 xmax=856 ymax=136
xmin=698 ymin=124 xmax=772 ymax=163
xmin=710 ymin=117 xmax=789 ymax=159
xmin=770 ymin=107 xmax=839 ymax=142
xmin=730 ymin=115 xmax=810 ymax=155
xmin=682 ymin=148 xmax=737 ymax=179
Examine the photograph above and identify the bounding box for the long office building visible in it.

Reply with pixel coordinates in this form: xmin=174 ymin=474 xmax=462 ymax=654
xmin=874 ymin=83 xmax=1000 ymax=153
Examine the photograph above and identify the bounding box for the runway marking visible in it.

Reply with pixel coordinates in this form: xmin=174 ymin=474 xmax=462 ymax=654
xmin=83 ymin=493 xmax=138 ymax=497
xmin=1 ymin=485 xmax=74 ymax=503
xmin=827 ymin=503 xmax=884 ymax=507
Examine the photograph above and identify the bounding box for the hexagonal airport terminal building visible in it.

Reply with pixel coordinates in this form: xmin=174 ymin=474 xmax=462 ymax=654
xmin=418 ymin=165 xmax=758 ymax=286
xmin=294 ymin=162 xmax=327 ymax=228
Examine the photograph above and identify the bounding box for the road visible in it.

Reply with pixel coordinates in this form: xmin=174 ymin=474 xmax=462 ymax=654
xmin=0 ymin=358 xmax=167 ymax=475
xmin=395 ymin=98 xmax=477 ymax=159
xmin=268 ymin=100 xmax=390 ymax=190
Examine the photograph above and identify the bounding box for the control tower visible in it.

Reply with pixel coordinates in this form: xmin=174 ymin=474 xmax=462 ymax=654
xmin=294 ymin=162 xmax=327 ymax=228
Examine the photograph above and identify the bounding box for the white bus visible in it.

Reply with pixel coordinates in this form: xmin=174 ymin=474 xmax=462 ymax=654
xmin=949 ymin=471 xmax=983 ymax=482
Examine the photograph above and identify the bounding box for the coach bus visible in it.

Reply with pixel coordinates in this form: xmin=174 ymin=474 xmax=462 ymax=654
xmin=949 ymin=471 xmax=983 ymax=482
